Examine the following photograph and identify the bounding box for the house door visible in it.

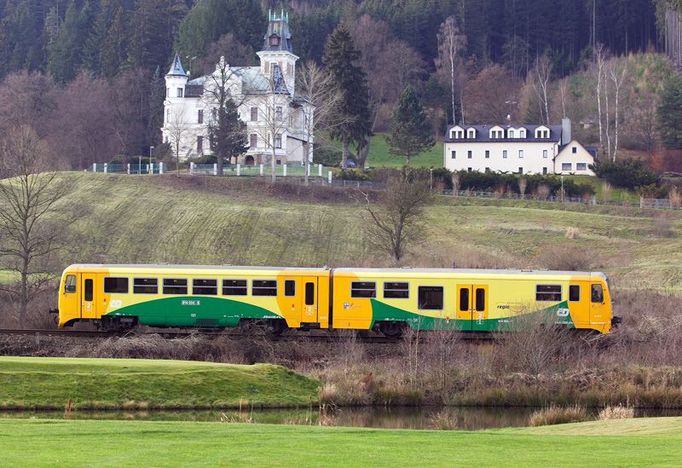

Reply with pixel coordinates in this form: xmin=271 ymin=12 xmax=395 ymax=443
xmin=456 ymin=285 xmax=489 ymax=331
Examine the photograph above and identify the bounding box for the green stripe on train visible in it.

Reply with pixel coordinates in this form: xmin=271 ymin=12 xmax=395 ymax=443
xmin=369 ymin=299 xmax=574 ymax=331
xmin=104 ymin=297 xmax=281 ymax=327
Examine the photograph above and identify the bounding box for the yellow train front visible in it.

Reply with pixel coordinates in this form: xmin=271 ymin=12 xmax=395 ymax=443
xmin=54 ymin=264 xmax=615 ymax=335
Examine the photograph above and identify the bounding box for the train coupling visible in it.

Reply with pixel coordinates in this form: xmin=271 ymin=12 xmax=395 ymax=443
xmin=611 ymin=316 xmax=622 ymax=327
xmin=49 ymin=308 xmax=59 ymax=324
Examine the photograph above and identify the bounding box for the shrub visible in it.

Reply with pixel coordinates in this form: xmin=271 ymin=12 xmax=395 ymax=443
xmin=590 ymin=159 xmax=659 ymax=190
xmin=313 ymin=145 xmax=342 ymax=166
xmin=598 ymin=405 xmax=635 ymax=420
xmin=529 ymin=405 xmax=587 ymax=426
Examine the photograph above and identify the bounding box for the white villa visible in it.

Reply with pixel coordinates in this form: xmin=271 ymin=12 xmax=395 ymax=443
xmin=162 ymin=10 xmax=313 ymax=165
xmin=443 ymin=119 xmax=595 ymax=176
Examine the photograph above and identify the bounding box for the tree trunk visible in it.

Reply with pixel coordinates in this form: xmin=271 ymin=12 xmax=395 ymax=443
xmin=341 ymin=140 xmax=349 ymax=168
xmin=303 ymin=141 xmax=310 ymax=186
xmin=356 ymin=135 xmax=370 ymax=168
xmin=271 ymin=147 xmax=276 ymax=183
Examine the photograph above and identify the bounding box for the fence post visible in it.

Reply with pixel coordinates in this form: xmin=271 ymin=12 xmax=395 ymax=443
xmin=307 ymin=164 xmax=311 ymax=177
xmin=327 ymin=171 xmax=332 ymax=184
xmin=283 ymin=163 xmax=287 ymax=177
xmin=318 ymin=164 xmax=322 ymax=177
xmin=213 ymin=163 xmax=218 ymax=176
xmin=159 ymin=162 xmax=164 ymax=175
xmin=237 ymin=164 xmax=241 ymax=176
xmin=104 ymin=163 xmax=108 ymax=174
xmin=190 ymin=162 xmax=195 ymax=175
xmin=640 ymin=197 xmax=644 ymax=209
xmin=127 ymin=163 xmax=131 ymax=174
xmin=149 ymin=163 xmax=154 ymax=175
xmin=259 ymin=164 xmax=263 ymax=176
xmin=92 ymin=163 xmax=97 ymax=172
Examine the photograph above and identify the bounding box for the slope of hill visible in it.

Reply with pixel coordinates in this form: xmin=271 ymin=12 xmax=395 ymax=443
xmin=45 ymin=173 xmax=681 ymax=294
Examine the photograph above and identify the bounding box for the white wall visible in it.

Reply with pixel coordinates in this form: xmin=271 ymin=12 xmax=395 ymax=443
xmin=444 ymin=141 xmax=558 ymax=175
xmin=555 ymin=141 xmax=595 ymax=176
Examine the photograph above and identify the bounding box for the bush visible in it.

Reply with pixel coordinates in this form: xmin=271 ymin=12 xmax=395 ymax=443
xmin=529 ymin=405 xmax=587 ymax=426
xmin=598 ymin=405 xmax=634 ymax=420
xmin=313 ymin=145 xmax=342 ymax=166
xmin=590 ymin=159 xmax=659 ymax=190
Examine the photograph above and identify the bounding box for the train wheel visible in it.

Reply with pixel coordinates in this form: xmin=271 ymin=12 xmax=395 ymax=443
xmin=264 ymin=319 xmax=287 ymax=338
xmin=378 ymin=321 xmax=405 ymax=339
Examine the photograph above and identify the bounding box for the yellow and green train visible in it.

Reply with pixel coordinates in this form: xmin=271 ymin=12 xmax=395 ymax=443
xmin=53 ymin=264 xmax=616 ymax=336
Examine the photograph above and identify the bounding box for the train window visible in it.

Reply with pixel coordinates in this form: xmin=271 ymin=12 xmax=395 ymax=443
xmin=569 ymin=285 xmax=580 ymax=302
xmin=223 ymin=279 xmax=247 ymax=296
xmin=193 ymin=279 xmax=217 ymax=295
xmin=64 ymin=275 xmax=76 ymax=293
xmin=305 ymin=282 xmax=315 ymax=305
xmin=536 ymin=284 xmax=562 ymax=301
xmin=419 ymin=286 xmax=443 ymax=310
xmin=384 ymin=282 xmax=409 ymax=299
xmin=459 ymin=288 xmax=469 ymax=311
xmin=591 ymin=284 xmax=604 ymax=303
xmin=163 ymin=278 xmax=187 ymax=295
xmin=253 ymin=280 xmax=277 ymax=296
xmin=84 ymin=279 xmax=93 ymax=301
xmin=475 ymin=288 xmax=485 ymax=311
xmin=284 ymin=280 xmax=296 ymax=297
xmin=351 ymin=281 xmax=376 ymax=298
xmin=134 ymin=278 xmax=158 ymax=294
xmin=104 ymin=277 xmax=128 ymax=294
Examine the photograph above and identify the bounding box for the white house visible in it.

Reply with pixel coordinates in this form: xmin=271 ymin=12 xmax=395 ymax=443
xmin=161 ymin=10 xmax=313 ymax=165
xmin=443 ymin=119 xmax=595 ymax=176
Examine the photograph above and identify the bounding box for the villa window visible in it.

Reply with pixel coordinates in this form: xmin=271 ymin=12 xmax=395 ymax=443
xmin=250 ymin=107 xmax=258 ymax=121
xmin=467 ymin=150 xmax=472 ymax=159
xmin=519 ymin=150 xmax=524 ymax=158
xmin=197 ymin=136 xmax=203 ymax=153
xmin=503 ymin=150 xmax=508 ymax=159
xmin=176 ymin=88 xmax=183 ymax=98
xmin=274 ymin=134 xmax=282 ymax=149
xmin=485 ymin=150 xmax=490 ymax=159
xmin=198 ymin=109 xmax=204 ymax=124
xmin=250 ymin=134 xmax=258 ymax=148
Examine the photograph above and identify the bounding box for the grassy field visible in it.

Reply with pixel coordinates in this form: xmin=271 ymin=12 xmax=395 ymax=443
xmin=364 ymin=133 xmax=444 ymax=168
xmin=0 ymin=417 xmax=680 ymax=466
xmin=50 ymin=173 xmax=681 ymax=294
xmin=0 ymin=357 xmax=319 ymax=410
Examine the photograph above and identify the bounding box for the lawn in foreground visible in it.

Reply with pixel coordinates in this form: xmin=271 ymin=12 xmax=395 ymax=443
xmin=0 ymin=417 xmax=680 ymax=466
xmin=0 ymin=357 xmax=319 ymax=410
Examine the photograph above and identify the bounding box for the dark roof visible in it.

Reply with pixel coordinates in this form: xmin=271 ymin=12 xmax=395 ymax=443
xmin=185 ymin=84 xmax=204 ymax=97
xmin=262 ymin=10 xmax=293 ymax=53
xmin=445 ymin=124 xmax=562 ymax=143
xmin=167 ymin=54 xmax=188 ymax=77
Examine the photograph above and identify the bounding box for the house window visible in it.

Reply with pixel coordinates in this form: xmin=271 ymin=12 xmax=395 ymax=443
xmin=467 ymin=129 xmax=476 ymax=138
xmin=197 ymin=136 xmax=203 ymax=153
xmin=576 ymin=163 xmax=587 ymax=171
xmin=250 ymin=107 xmax=258 ymax=121
xmin=519 ymin=149 xmax=524 ymax=158
xmin=485 ymin=167 xmax=490 ymax=173
xmin=485 ymin=150 xmax=490 ymax=159
xmin=536 ymin=284 xmax=562 ymax=302
xmin=562 ymin=163 xmax=572 ymax=171
xmin=451 ymin=150 xmax=456 ymax=159
xmin=250 ymin=134 xmax=258 ymax=148
xmin=198 ymin=109 xmax=204 ymax=124
xmin=572 ymin=146 xmax=577 ymax=154
xmin=384 ymin=282 xmax=409 ymax=299
xmin=269 ymin=34 xmax=280 ymax=46
xmin=274 ymin=134 xmax=282 ymax=149
xmin=418 ymin=286 xmax=443 ymax=310
xmin=176 ymin=88 xmax=183 ymax=98
xmin=351 ymin=281 xmax=376 ymax=298
xmin=543 ymin=150 xmax=548 ymax=159
xmin=520 ymin=129 xmax=527 ymax=138
xmin=543 ymin=167 xmax=548 ymax=175
xmin=503 ymin=150 xmax=508 ymax=159
xmin=275 ymin=106 xmax=283 ymax=121
xmin=253 ymin=280 xmax=277 ymax=296
xmin=467 ymin=150 xmax=472 ymax=159
xmin=509 ymin=129 xmax=515 ymax=138
xmin=468 ymin=167 xmax=473 ymax=172
xmin=518 ymin=167 xmax=523 ymax=174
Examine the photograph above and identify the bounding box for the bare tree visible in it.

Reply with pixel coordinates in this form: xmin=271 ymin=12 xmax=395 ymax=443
xmin=531 ymin=54 xmax=553 ymax=126
xmin=360 ymin=169 xmax=433 ymax=262
xmin=0 ymin=126 xmax=68 ymax=325
xmin=608 ymin=59 xmax=628 ymax=161
xmin=437 ymin=17 xmax=467 ymax=124
xmin=594 ymin=45 xmax=607 ymax=153
xmin=166 ymin=107 xmax=188 ymax=175
xmin=297 ymin=61 xmax=342 ymax=185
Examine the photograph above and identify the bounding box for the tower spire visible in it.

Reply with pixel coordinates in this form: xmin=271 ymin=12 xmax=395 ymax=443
xmin=167 ymin=53 xmax=187 ymax=77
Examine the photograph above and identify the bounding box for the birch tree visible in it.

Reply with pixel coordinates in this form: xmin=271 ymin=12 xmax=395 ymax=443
xmin=531 ymin=54 xmax=552 ymax=126
xmin=608 ymin=59 xmax=628 ymax=161
xmin=437 ymin=17 xmax=467 ymax=124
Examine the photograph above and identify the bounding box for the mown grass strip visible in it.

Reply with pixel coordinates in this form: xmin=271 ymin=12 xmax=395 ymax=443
xmin=0 ymin=357 xmax=319 ymax=410
xmin=0 ymin=417 xmax=680 ymax=467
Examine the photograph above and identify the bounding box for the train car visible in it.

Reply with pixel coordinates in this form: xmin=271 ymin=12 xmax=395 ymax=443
xmin=331 ymin=268 xmax=614 ymax=336
xmin=53 ymin=264 xmax=615 ymax=335
xmin=55 ymin=264 xmax=330 ymax=333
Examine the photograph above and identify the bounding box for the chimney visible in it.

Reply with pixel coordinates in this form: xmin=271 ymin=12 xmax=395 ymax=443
xmin=561 ymin=118 xmax=572 ymax=146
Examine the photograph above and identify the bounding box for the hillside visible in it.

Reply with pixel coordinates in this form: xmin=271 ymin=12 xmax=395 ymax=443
xmin=45 ymin=173 xmax=682 ymax=294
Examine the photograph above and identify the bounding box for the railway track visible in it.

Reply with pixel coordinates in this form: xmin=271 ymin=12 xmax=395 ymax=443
xmin=0 ymin=328 xmax=494 ymax=344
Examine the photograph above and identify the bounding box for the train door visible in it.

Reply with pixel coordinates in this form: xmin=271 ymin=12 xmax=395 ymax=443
xmin=81 ymin=273 xmax=99 ymax=319
xmin=456 ymin=285 xmax=489 ymax=331
xmin=567 ymin=281 xmax=590 ymax=328
xmin=279 ymin=277 xmax=299 ymax=326
xmin=300 ymin=276 xmax=318 ymax=325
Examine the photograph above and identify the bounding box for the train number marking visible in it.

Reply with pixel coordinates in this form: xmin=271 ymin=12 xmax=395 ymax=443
xmin=181 ymin=300 xmax=201 ymax=306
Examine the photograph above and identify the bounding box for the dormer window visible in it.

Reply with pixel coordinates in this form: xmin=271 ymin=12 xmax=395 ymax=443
xmin=535 ymin=127 xmax=550 ymax=139
xmin=269 ymin=34 xmax=280 ymax=47
xmin=508 ymin=129 xmax=515 ymax=138
xmin=490 ymin=128 xmax=504 ymax=139
xmin=450 ymin=127 xmax=464 ymax=139
xmin=467 ymin=128 xmax=476 ymax=139
xmin=519 ymin=128 xmax=527 ymax=138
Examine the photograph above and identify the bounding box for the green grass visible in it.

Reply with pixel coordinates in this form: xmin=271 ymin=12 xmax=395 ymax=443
xmin=39 ymin=173 xmax=682 ymax=294
xmin=364 ymin=133 xmax=444 ymax=168
xmin=0 ymin=357 xmax=319 ymax=410
xmin=0 ymin=417 xmax=680 ymax=466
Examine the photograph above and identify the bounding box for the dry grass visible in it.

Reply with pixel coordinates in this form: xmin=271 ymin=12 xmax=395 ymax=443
xmin=534 ymin=244 xmax=598 ymax=271
xmin=528 ymin=405 xmax=587 ymax=426
xmin=598 ymin=405 xmax=635 ymax=420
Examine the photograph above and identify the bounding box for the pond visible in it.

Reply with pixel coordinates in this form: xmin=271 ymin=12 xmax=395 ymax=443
xmin=3 ymin=406 xmax=681 ymax=430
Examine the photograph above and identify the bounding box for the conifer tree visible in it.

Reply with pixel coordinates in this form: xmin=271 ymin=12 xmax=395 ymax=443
xmin=208 ymin=98 xmax=248 ymax=170
xmin=323 ymin=25 xmax=371 ymax=167
xmin=99 ymin=6 xmax=128 ymax=77
xmin=386 ymin=86 xmax=434 ymax=165
xmin=658 ymin=73 xmax=682 ymax=149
